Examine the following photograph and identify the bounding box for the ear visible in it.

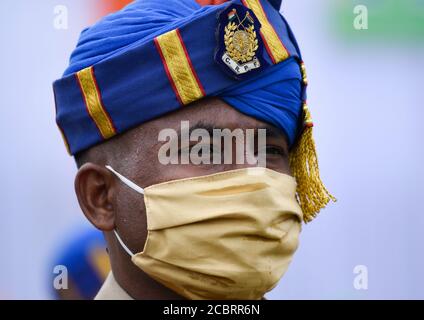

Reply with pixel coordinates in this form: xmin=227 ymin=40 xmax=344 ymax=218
xmin=75 ymin=163 xmax=116 ymax=231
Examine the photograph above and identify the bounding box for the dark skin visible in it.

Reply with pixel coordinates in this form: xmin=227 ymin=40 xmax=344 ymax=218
xmin=75 ymin=97 xmax=291 ymax=299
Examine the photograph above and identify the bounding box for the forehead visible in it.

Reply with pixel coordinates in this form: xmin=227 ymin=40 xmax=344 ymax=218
xmin=145 ymin=97 xmax=273 ymax=131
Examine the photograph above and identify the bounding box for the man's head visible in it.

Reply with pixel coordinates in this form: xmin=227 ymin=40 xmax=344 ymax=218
xmin=74 ymin=97 xmax=292 ymax=298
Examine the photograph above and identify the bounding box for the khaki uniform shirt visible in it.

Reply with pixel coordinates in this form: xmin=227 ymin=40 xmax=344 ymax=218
xmin=95 ymin=272 xmax=133 ymax=300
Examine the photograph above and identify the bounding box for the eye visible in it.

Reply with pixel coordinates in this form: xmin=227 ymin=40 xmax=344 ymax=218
xmin=202 ymin=144 xmax=223 ymax=164
xmin=178 ymin=146 xmax=191 ymax=156
xmin=256 ymin=145 xmax=287 ymax=158
xmin=266 ymin=146 xmax=286 ymax=156
xmin=179 ymin=143 xmax=222 ymax=164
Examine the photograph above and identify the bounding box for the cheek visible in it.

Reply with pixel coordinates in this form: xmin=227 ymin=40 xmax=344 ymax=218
xmin=265 ymin=157 xmax=291 ymax=175
xmin=115 ymin=186 xmax=148 ymax=253
xmin=159 ymin=163 xmax=228 ymax=181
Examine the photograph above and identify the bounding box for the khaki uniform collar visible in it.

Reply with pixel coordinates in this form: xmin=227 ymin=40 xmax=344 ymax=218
xmin=95 ymin=271 xmax=268 ymax=300
xmin=95 ymin=272 xmax=133 ymax=300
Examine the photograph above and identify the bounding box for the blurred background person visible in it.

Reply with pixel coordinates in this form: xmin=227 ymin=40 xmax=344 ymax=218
xmin=50 ymin=227 xmax=109 ymax=300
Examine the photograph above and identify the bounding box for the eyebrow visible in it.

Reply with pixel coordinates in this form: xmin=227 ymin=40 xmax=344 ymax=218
xmin=257 ymin=124 xmax=286 ymax=141
xmin=187 ymin=121 xmax=217 ymax=137
xmin=179 ymin=120 xmax=287 ymax=142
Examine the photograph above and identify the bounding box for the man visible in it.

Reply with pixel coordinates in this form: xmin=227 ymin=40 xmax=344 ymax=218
xmin=53 ymin=0 xmax=334 ymax=300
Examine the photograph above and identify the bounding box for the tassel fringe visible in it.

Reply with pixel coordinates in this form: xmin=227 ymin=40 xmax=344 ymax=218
xmin=289 ymin=103 xmax=336 ymax=223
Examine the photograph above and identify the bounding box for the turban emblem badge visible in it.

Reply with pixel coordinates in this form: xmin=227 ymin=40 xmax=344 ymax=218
xmin=215 ymin=5 xmax=266 ymax=79
xmin=224 ymin=10 xmax=258 ymax=66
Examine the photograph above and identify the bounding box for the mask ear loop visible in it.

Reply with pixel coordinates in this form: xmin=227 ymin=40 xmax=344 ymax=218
xmin=113 ymin=230 xmax=135 ymax=257
xmin=105 ymin=165 xmax=144 ymax=257
xmin=105 ymin=165 xmax=144 ymax=194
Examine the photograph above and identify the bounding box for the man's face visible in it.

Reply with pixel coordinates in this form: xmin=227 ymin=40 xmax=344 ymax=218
xmin=108 ymin=97 xmax=290 ymax=256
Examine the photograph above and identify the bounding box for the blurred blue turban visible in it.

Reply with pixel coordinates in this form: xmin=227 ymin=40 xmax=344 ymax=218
xmin=50 ymin=228 xmax=109 ymax=300
xmin=54 ymin=0 xmax=306 ymax=154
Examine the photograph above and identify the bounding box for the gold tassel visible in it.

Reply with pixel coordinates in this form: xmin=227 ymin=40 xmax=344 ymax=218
xmin=289 ymin=103 xmax=336 ymax=223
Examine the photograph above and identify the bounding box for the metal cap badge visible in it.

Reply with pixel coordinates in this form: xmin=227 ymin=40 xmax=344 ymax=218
xmin=215 ymin=3 xmax=268 ymax=80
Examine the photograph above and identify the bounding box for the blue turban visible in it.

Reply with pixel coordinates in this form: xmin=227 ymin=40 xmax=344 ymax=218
xmin=54 ymin=0 xmax=306 ymax=154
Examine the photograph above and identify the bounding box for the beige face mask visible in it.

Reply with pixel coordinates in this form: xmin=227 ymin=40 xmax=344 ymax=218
xmin=106 ymin=166 xmax=303 ymax=300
